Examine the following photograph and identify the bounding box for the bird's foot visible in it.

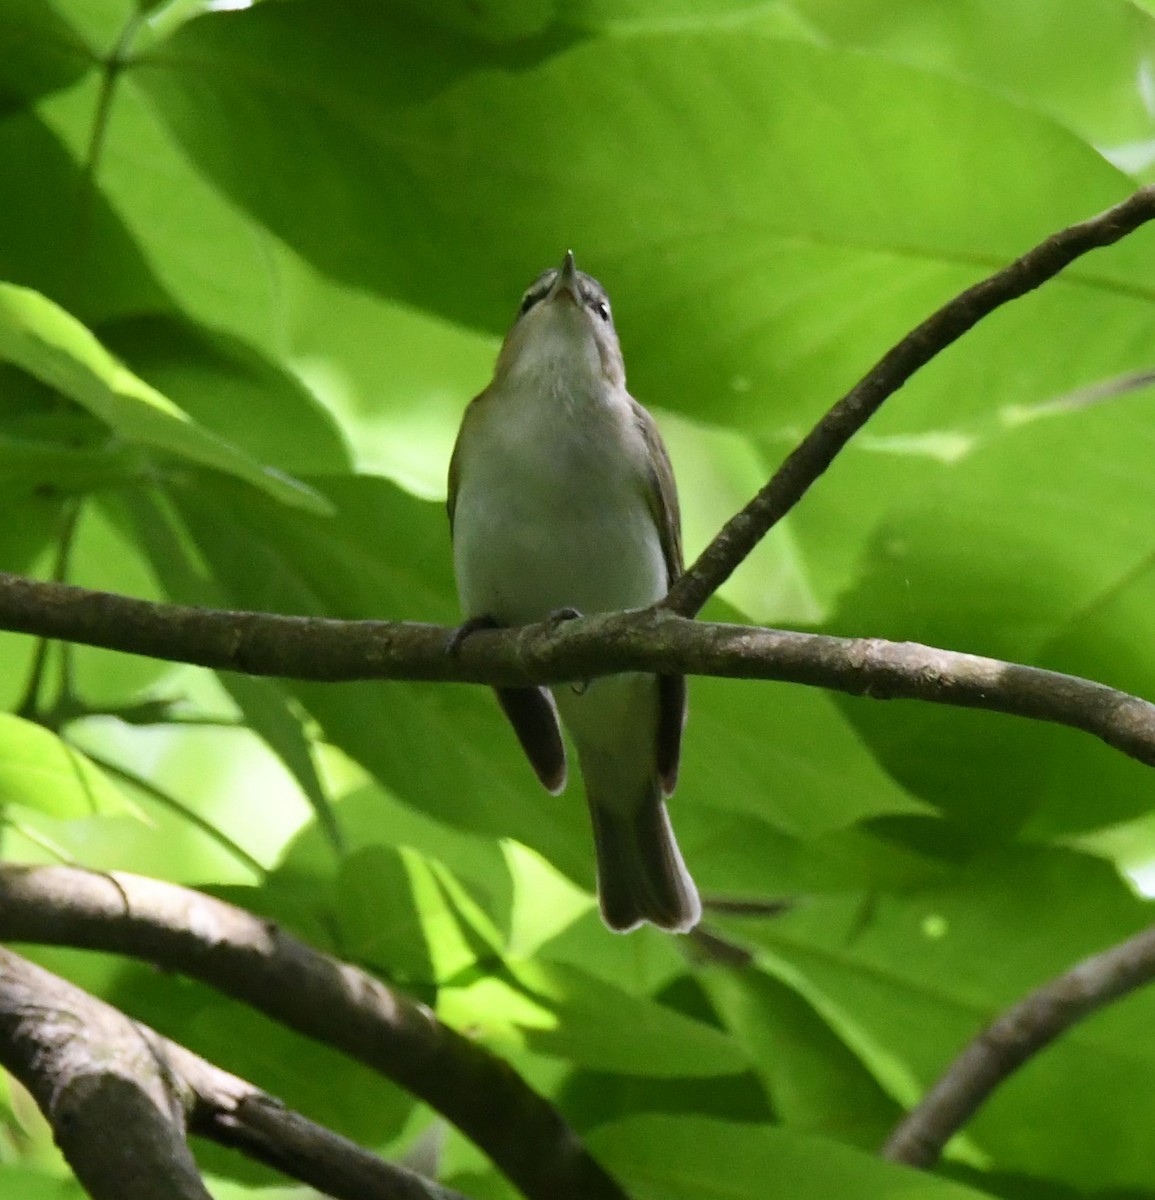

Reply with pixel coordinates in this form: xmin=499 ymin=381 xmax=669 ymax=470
xmin=545 ymin=606 xmax=582 ymax=629
xmin=446 ymin=614 xmax=501 ymax=657
xmin=543 ymin=608 xmax=589 ymax=694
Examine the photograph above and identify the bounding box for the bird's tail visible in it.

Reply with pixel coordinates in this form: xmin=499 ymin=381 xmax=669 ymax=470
xmin=587 ymin=780 xmax=701 ymax=934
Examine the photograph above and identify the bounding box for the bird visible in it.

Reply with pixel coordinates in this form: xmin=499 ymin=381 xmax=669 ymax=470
xmin=447 ymin=251 xmax=701 ymax=933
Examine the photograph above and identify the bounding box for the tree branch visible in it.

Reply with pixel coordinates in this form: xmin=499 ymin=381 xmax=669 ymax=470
xmin=0 ymin=947 xmax=470 ymax=1200
xmin=880 ymin=920 xmax=1155 ymax=1168
xmin=168 ymin=1042 xmax=470 ymax=1200
xmin=3 ymin=571 xmax=1155 ymax=770
xmin=0 ymin=946 xmax=212 ymax=1200
xmin=663 ymin=184 xmax=1155 ymax=616
xmin=0 ymin=865 xmax=627 ymax=1200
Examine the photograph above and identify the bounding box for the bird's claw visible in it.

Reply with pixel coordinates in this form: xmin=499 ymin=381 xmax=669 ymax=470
xmin=446 ymin=615 xmax=501 ymax=657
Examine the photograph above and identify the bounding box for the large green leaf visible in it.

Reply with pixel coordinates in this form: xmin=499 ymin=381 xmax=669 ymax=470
xmin=0 ymin=110 xmax=166 ymax=323
xmin=822 ymin=387 xmax=1155 ymax=837
xmin=0 ymin=283 xmax=329 ymax=513
xmin=36 ymin=71 xmax=288 ymax=350
xmin=733 ymin=846 xmax=1155 ymax=1193
xmin=132 ymin=7 xmax=1152 ymax=444
xmin=279 ymin=780 xmax=517 ymax=942
xmin=0 ymin=0 xmax=93 ymax=108
xmin=589 ymin=1114 xmax=997 ymax=1199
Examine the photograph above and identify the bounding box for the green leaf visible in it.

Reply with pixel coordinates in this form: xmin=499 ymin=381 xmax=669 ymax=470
xmin=734 ymin=846 xmax=1155 ymax=1192
xmin=0 ymin=1167 xmax=83 ymax=1200
xmin=335 ymin=846 xmax=438 ymax=985
xmin=98 ymin=313 xmax=351 ymax=475
xmin=589 ymin=1115 xmax=998 ymax=1199
xmin=279 ymin=781 xmax=516 ymax=939
xmin=441 ymin=960 xmax=749 ymax=1077
xmin=44 ymin=0 xmax=139 ymax=57
xmin=703 ymin=968 xmax=902 ymax=1147
xmin=0 ymin=0 xmax=94 ymax=108
xmin=823 ymin=388 xmax=1155 ymax=838
xmin=0 ymin=432 xmax=143 ymax=492
xmin=0 ymin=283 xmax=330 ymax=514
xmin=791 ymin=0 xmax=1155 ymax=173
xmin=0 ymin=110 xmax=167 ymax=322
xmin=0 ymin=713 xmax=133 ymax=818
xmin=132 ymin=8 xmax=1152 ymax=444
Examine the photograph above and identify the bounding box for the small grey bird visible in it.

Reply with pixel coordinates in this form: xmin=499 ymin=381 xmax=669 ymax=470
xmin=447 ymin=251 xmax=700 ymax=933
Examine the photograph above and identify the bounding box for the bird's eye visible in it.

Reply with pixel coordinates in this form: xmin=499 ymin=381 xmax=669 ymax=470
xmin=593 ymin=301 xmax=611 ymax=322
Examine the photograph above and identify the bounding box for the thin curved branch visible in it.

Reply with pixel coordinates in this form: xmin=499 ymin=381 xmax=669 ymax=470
xmin=2 ymin=571 xmax=1155 ymax=769
xmin=663 ymin=184 xmax=1155 ymax=616
xmin=0 ymin=947 xmax=470 ymax=1200
xmin=880 ymin=920 xmax=1155 ymax=1167
xmin=0 ymin=865 xmax=627 ymax=1200
xmin=169 ymin=1043 xmax=470 ymax=1200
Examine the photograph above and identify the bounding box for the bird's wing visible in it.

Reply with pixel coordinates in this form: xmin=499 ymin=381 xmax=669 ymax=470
xmin=631 ymin=397 xmax=687 ymax=795
xmin=631 ymin=396 xmax=683 ymax=584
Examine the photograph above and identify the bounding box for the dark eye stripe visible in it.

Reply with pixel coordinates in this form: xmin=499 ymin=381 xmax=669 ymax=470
xmin=519 ymin=288 xmax=547 ymax=315
xmin=518 ymin=270 xmax=556 ymax=317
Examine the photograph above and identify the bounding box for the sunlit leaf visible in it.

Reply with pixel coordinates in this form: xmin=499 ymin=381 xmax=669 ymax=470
xmin=0 ymin=713 xmax=134 ymax=819
xmin=0 ymin=283 xmax=330 ymax=514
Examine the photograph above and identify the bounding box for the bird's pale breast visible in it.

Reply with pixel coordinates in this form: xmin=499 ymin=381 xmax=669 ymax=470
xmin=452 ymin=379 xmax=667 ymax=626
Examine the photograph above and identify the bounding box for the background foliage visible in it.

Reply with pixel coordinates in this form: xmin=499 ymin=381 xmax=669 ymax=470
xmin=2 ymin=1 xmax=1155 ymax=1197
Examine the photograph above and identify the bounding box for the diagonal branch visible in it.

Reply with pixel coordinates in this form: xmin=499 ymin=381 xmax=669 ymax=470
xmin=662 ymin=184 xmax=1155 ymax=616
xmin=0 ymin=865 xmax=628 ymax=1200
xmin=0 ymin=946 xmax=470 ymax=1200
xmin=0 ymin=946 xmax=209 ymax=1200
xmin=2 ymin=571 xmax=1155 ymax=770
xmin=880 ymin=920 xmax=1155 ymax=1168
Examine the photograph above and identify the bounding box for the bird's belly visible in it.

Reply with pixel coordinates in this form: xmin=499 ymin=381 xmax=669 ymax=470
xmin=453 ymin=453 xmax=667 ymax=625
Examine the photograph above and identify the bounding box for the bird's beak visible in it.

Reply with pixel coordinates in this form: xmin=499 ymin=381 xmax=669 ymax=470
xmin=547 ymin=250 xmax=581 ymax=304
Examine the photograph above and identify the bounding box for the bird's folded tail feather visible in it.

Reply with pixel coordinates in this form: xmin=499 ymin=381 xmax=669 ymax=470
xmin=587 ymin=780 xmax=700 ymax=934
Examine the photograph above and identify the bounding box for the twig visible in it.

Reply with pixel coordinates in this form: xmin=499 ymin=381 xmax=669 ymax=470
xmin=663 ymin=184 xmax=1155 ymax=617
xmin=1 ymin=573 xmax=1154 ymax=771
xmin=0 ymin=864 xmax=628 ymax=1200
xmin=0 ymin=947 xmax=469 ymax=1200
xmin=881 ymin=920 xmax=1155 ymax=1167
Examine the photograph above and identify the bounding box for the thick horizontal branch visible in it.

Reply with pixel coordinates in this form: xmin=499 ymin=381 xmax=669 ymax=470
xmin=881 ymin=919 xmax=1155 ymax=1168
xmin=665 ymin=184 xmax=1155 ymax=616
xmin=0 ymin=865 xmax=627 ymax=1200
xmin=3 ymin=571 xmax=1155 ymax=770
xmin=0 ymin=947 xmax=468 ymax=1200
